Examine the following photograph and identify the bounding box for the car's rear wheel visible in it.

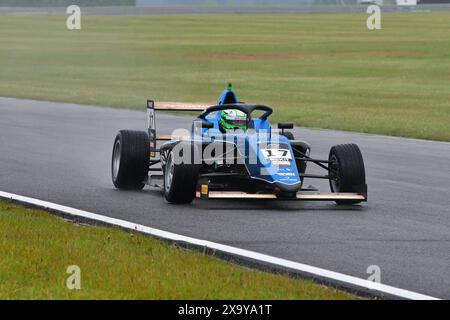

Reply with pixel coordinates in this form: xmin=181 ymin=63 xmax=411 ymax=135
xmin=163 ymin=143 xmax=200 ymax=204
xmin=280 ymin=131 xmax=308 ymax=176
xmin=281 ymin=131 xmax=295 ymax=141
xmin=328 ymin=144 xmax=366 ymax=205
xmin=112 ymin=130 xmax=149 ymax=190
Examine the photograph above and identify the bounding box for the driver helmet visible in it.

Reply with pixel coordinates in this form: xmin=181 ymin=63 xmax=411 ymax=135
xmin=219 ymin=109 xmax=247 ymax=133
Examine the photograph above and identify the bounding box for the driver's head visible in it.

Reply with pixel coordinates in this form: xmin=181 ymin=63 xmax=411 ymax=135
xmin=219 ymin=109 xmax=247 ymax=133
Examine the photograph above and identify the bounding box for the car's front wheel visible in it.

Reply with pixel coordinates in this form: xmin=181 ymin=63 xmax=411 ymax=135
xmin=163 ymin=143 xmax=200 ymax=204
xmin=328 ymin=143 xmax=366 ymax=205
xmin=112 ymin=130 xmax=149 ymax=190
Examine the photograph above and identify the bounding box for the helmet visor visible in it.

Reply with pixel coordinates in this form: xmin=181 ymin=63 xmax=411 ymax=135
xmin=227 ymin=119 xmax=247 ymax=127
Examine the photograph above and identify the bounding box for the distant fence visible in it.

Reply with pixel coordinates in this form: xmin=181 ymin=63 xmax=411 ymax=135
xmin=0 ymin=0 xmax=136 ymax=6
xmin=1 ymin=4 xmax=450 ymax=15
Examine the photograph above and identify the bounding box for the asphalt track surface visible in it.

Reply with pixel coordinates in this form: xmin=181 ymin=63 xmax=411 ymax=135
xmin=0 ymin=97 xmax=449 ymax=298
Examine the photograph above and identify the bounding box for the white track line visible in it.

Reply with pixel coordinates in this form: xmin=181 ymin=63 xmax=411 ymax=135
xmin=0 ymin=191 xmax=439 ymax=300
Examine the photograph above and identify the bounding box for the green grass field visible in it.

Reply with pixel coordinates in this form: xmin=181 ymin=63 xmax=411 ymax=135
xmin=0 ymin=200 xmax=355 ymax=299
xmin=0 ymin=13 xmax=449 ymax=141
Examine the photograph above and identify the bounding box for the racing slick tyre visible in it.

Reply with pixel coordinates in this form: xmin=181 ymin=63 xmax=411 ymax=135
xmin=163 ymin=142 xmax=200 ymax=204
xmin=328 ymin=144 xmax=366 ymax=205
xmin=112 ymin=130 xmax=150 ymax=190
xmin=281 ymin=131 xmax=310 ymax=175
xmin=281 ymin=131 xmax=295 ymax=141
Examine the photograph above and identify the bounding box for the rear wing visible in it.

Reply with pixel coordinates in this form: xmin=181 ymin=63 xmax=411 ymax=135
xmin=154 ymin=101 xmax=211 ymax=111
xmin=146 ymin=100 xmax=212 ymax=157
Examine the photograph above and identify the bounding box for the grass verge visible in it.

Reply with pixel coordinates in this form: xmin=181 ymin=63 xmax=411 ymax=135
xmin=0 ymin=200 xmax=355 ymax=299
xmin=0 ymin=13 xmax=449 ymax=141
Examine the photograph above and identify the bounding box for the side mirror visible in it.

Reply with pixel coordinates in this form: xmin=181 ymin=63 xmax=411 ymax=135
xmin=278 ymin=123 xmax=294 ymax=130
xmin=195 ymin=121 xmax=214 ymax=129
xmin=202 ymin=121 xmax=214 ymax=129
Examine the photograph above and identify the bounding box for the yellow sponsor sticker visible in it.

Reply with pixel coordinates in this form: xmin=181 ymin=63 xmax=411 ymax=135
xmin=201 ymin=184 xmax=209 ymax=195
xmin=150 ymin=152 xmax=156 ymax=158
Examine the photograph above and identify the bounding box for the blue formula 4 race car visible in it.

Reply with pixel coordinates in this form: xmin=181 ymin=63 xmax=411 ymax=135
xmin=111 ymin=84 xmax=367 ymax=205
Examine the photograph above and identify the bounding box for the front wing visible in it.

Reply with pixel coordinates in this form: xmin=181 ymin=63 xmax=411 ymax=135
xmin=197 ymin=185 xmax=367 ymax=202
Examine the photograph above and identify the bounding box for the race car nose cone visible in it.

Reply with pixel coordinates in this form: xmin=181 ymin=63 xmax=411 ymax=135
xmin=274 ymin=181 xmax=302 ymax=195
